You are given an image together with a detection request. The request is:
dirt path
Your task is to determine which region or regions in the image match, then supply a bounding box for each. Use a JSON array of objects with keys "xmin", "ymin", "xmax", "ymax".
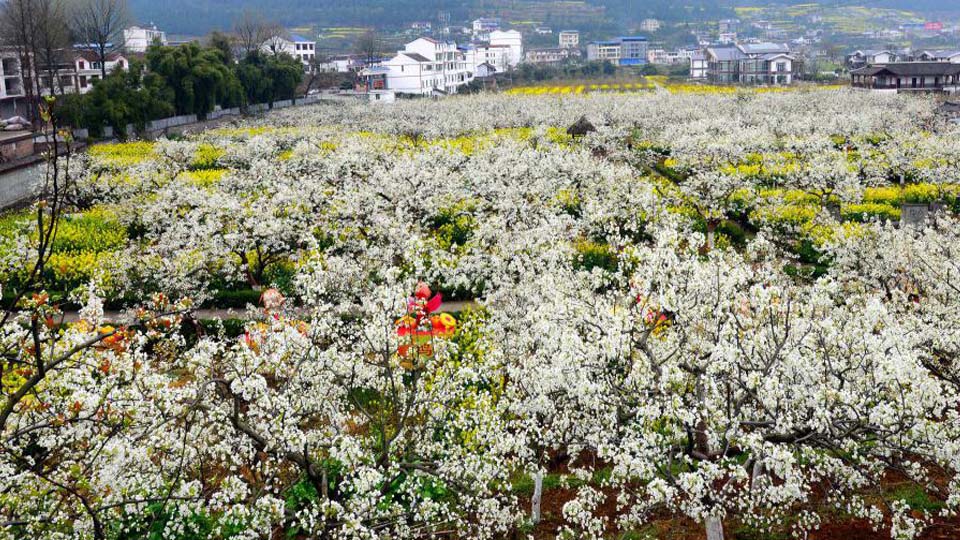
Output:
[{"xmin": 56, "ymin": 300, "xmax": 480, "ymax": 323}]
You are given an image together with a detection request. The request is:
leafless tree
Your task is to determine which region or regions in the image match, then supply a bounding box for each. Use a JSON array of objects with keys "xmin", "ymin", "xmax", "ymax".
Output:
[
  {"xmin": 233, "ymin": 9, "xmax": 283, "ymax": 59},
  {"xmin": 354, "ymin": 29, "xmax": 384, "ymax": 65},
  {"xmin": 69, "ymin": 0, "xmax": 128, "ymax": 78}
]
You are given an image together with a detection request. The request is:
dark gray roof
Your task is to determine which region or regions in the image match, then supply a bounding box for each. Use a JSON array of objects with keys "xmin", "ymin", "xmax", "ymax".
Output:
[
  {"xmin": 707, "ymin": 46, "xmax": 746, "ymax": 61},
  {"xmin": 401, "ymin": 52, "xmax": 432, "ymax": 63},
  {"xmin": 852, "ymin": 62, "xmax": 960, "ymax": 77}
]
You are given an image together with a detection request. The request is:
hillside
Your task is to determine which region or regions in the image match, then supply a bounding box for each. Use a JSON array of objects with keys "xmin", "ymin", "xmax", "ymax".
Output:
[{"xmin": 129, "ymin": 0, "xmax": 953, "ymax": 40}]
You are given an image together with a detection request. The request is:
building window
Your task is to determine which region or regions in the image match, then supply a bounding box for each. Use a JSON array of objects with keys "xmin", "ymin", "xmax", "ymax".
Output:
[{"xmin": 776, "ymin": 62, "xmax": 787, "ymax": 72}]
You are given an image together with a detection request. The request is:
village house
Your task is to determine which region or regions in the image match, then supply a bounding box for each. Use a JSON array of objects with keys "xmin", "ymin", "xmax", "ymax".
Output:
[
  {"xmin": 586, "ymin": 36, "xmax": 648, "ymax": 66},
  {"xmin": 846, "ymin": 50, "xmax": 898, "ymax": 70},
  {"xmin": 701, "ymin": 42, "xmax": 795, "ymax": 85},
  {"xmin": 690, "ymin": 51, "xmax": 708, "ymax": 79},
  {"xmin": 471, "ymin": 18, "xmax": 501, "ymax": 41},
  {"xmin": 0, "ymin": 50, "xmax": 26, "ymax": 119},
  {"xmin": 359, "ymin": 37, "xmax": 472, "ymax": 96},
  {"xmin": 915, "ymin": 50, "xmax": 960, "ymax": 63},
  {"xmin": 525, "ymin": 47, "xmax": 580, "ymax": 64},
  {"xmin": 489, "ymin": 30, "xmax": 523, "ymax": 68},
  {"xmin": 261, "ymin": 34, "xmax": 317, "ymax": 71},
  {"xmin": 850, "ymin": 62, "xmax": 960, "ymax": 94},
  {"xmin": 558, "ymin": 30, "xmax": 580, "ymax": 49},
  {"xmin": 123, "ymin": 24, "xmax": 168, "ymax": 54},
  {"xmin": 66, "ymin": 51, "xmax": 128, "ymax": 94},
  {"xmin": 648, "ymin": 48, "xmax": 695, "ymax": 65},
  {"xmin": 463, "ymin": 43, "xmax": 511, "ymax": 74}
]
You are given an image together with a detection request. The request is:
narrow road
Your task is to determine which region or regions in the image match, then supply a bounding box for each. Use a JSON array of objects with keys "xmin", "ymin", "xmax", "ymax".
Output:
[{"xmin": 55, "ymin": 300, "xmax": 481, "ymax": 324}]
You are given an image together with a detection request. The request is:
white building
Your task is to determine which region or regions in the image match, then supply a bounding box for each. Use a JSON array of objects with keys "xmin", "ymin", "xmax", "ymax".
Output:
[
  {"xmin": 702, "ymin": 42, "xmax": 795, "ymax": 84},
  {"xmin": 639, "ymin": 19, "xmax": 661, "ymax": 32},
  {"xmin": 68, "ymin": 51, "xmax": 128, "ymax": 93},
  {"xmin": 846, "ymin": 49, "xmax": 897, "ymax": 69},
  {"xmin": 586, "ymin": 36, "xmax": 648, "ymax": 65},
  {"xmin": 525, "ymin": 47, "xmax": 580, "ymax": 64},
  {"xmin": 718, "ymin": 32, "xmax": 738, "ymax": 44},
  {"xmin": 472, "ymin": 18, "xmax": 501, "ymax": 40},
  {"xmin": 123, "ymin": 25, "xmax": 167, "ymax": 53},
  {"xmin": 0, "ymin": 50, "xmax": 26, "ymax": 118},
  {"xmin": 587, "ymin": 41, "xmax": 621, "ymax": 62},
  {"xmin": 261, "ymin": 33, "xmax": 316, "ymax": 70},
  {"xmin": 359, "ymin": 37, "xmax": 472, "ymax": 96},
  {"xmin": 489, "ymin": 30, "xmax": 523, "ymax": 67},
  {"xmin": 559, "ymin": 30, "xmax": 579, "ymax": 49},
  {"xmin": 464, "ymin": 43, "xmax": 511, "ymax": 74},
  {"xmin": 648, "ymin": 48, "xmax": 695, "ymax": 65},
  {"xmin": 689, "ymin": 51, "xmax": 708, "ymax": 79}
]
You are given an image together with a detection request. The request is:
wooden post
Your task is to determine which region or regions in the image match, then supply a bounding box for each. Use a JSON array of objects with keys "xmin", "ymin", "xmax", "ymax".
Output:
[{"xmin": 531, "ymin": 471, "xmax": 543, "ymax": 524}]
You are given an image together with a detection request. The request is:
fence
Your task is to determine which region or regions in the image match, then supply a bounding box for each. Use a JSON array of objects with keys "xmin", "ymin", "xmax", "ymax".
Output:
[{"xmin": 73, "ymin": 95, "xmax": 326, "ymax": 141}]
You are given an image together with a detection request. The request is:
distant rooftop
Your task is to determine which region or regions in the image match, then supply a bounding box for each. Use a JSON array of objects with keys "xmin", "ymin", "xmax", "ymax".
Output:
[{"xmin": 738, "ymin": 42, "xmax": 790, "ymax": 54}]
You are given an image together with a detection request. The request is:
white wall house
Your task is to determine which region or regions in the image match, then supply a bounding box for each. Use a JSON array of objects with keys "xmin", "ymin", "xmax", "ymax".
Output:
[
  {"xmin": 489, "ymin": 30, "xmax": 523, "ymax": 67},
  {"xmin": 472, "ymin": 18, "xmax": 501, "ymax": 40},
  {"xmin": 690, "ymin": 51, "xmax": 708, "ymax": 79},
  {"xmin": 69, "ymin": 51, "xmax": 128, "ymax": 94},
  {"xmin": 702, "ymin": 42, "xmax": 795, "ymax": 84},
  {"xmin": 648, "ymin": 48, "xmax": 695, "ymax": 65},
  {"xmin": 559, "ymin": 30, "xmax": 579, "ymax": 49},
  {"xmin": 123, "ymin": 25, "xmax": 167, "ymax": 53},
  {"xmin": 261, "ymin": 34, "xmax": 317, "ymax": 71},
  {"xmin": 846, "ymin": 49, "xmax": 896, "ymax": 69},
  {"xmin": 359, "ymin": 37, "xmax": 472, "ymax": 96},
  {"xmin": 464, "ymin": 43, "xmax": 510, "ymax": 74},
  {"xmin": 587, "ymin": 41, "xmax": 621, "ymax": 62}
]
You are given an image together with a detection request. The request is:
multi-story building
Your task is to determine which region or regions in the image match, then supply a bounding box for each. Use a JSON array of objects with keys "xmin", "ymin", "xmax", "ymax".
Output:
[
  {"xmin": 702, "ymin": 42, "xmax": 795, "ymax": 84},
  {"xmin": 648, "ymin": 48, "xmax": 695, "ymax": 65},
  {"xmin": 359, "ymin": 37, "xmax": 471, "ymax": 96},
  {"xmin": 463, "ymin": 43, "xmax": 511, "ymax": 74},
  {"xmin": 587, "ymin": 36, "xmax": 648, "ymax": 66},
  {"xmin": 525, "ymin": 47, "xmax": 581, "ymax": 64},
  {"xmin": 587, "ymin": 40, "xmax": 621, "ymax": 62},
  {"xmin": 261, "ymin": 34, "xmax": 317, "ymax": 71},
  {"xmin": 123, "ymin": 25, "xmax": 167, "ymax": 53},
  {"xmin": 690, "ymin": 51, "xmax": 708, "ymax": 79},
  {"xmin": 489, "ymin": 30, "xmax": 523, "ymax": 67},
  {"xmin": 559, "ymin": 30, "xmax": 580, "ymax": 49},
  {"xmin": 0, "ymin": 50, "xmax": 26, "ymax": 118},
  {"xmin": 619, "ymin": 37, "xmax": 649, "ymax": 65}
]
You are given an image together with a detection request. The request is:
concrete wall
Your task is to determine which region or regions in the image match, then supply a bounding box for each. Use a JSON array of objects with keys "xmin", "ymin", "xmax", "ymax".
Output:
[
  {"xmin": 0, "ymin": 134, "xmax": 34, "ymax": 161},
  {"xmin": 0, "ymin": 161, "xmax": 42, "ymax": 210},
  {"xmin": 66, "ymin": 95, "xmax": 327, "ymax": 142}
]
